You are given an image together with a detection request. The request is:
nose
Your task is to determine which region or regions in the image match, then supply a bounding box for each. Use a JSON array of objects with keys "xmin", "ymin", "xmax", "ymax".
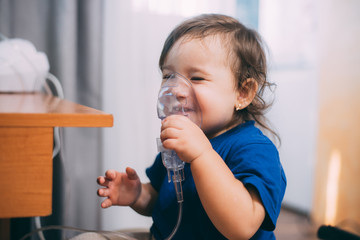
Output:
[
  {"xmin": 174, "ymin": 88, "xmax": 187, "ymax": 104},
  {"xmin": 157, "ymin": 72, "xmax": 202, "ymax": 126},
  {"xmin": 162, "ymin": 75, "xmax": 189, "ymax": 103}
]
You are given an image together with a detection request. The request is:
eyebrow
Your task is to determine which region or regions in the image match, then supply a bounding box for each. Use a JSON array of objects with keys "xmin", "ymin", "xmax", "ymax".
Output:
[
  {"xmin": 188, "ymin": 66, "xmax": 210, "ymax": 76},
  {"xmin": 161, "ymin": 65, "xmax": 173, "ymax": 72},
  {"xmin": 161, "ymin": 65, "xmax": 210, "ymax": 77}
]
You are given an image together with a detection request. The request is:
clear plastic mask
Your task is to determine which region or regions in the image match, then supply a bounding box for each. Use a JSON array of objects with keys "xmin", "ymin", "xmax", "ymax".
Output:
[
  {"xmin": 156, "ymin": 72, "xmax": 202, "ymax": 185},
  {"xmin": 157, "ymin": 72, "xmax": 202, "ymax": 127}
]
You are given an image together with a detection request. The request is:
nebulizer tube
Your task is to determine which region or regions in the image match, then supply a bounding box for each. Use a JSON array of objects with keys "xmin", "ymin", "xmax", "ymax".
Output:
[{"xmin": 157, "ymin": 73, "xmax": 202, "ymax": 240}]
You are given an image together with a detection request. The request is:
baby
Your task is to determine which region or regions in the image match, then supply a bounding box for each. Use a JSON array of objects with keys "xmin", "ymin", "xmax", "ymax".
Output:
[{"xmin": 98, "ymin": 14, "xmax": 286, "ymax": 240}]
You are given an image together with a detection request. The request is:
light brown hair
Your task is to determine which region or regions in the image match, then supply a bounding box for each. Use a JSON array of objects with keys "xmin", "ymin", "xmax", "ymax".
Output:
[{"xmin": 159, "ymin": 14, "xmax": 279, "ymax": 142}]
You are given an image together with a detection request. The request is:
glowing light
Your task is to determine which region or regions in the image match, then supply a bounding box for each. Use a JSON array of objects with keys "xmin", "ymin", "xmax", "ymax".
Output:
[{"xmin": 324, "ymin": 149, "xmax": 341, "ymax": 225}]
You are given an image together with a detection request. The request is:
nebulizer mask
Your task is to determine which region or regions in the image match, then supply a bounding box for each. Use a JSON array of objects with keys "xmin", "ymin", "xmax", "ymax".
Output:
[{"xmin": 156, "ymin": 72, "xmax": 202, "ymax": 239}]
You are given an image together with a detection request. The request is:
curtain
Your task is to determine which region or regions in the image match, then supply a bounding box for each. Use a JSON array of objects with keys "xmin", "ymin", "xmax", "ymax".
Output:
[{"xmin": 0, "ymin": 0, "xmax": 104, "ymax": 238}]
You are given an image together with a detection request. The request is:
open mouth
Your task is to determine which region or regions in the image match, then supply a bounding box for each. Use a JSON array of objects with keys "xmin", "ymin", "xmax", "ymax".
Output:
[
  {"xmin": 183, "ymin": 107, "xmax": 195, "ymax": 113},
  {"xmin": 172, "ymin": 105, "xmax": 194, "ymax": 113}
]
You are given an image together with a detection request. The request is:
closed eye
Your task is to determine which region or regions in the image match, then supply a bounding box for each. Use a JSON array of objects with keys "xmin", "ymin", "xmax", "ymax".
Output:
[
  {"xmin": 190, "ymin": 77, "xmax": 205, "ymax": 81},
  {"xmin": 162, "ymin": 74, "xmax": 175, "ymax": 83},
  {"xmin": 162, "ymin": 74, "xmax": 172, "ymax": 80}
]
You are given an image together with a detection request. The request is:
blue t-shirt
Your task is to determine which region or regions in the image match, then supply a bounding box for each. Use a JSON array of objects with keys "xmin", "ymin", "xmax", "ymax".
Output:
[{"xmin": 146, "ymin": 121, "xmax": 286, "ymax": 240}]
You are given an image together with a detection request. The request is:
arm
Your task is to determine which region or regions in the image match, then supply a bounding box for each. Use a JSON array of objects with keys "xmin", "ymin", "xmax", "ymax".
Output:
[
  {"xmin": 190, "ymin": 149, "xmax": 265, "ymax": 239},
  {"xmin": 161, "ymin": 115, "xmax": 265, "ymax": 239},
  {"xmin": 131, "ymin": 182, "xmax": 158, "ymax": 216},
  {"xmin": 97, "ymin": 167, "xmax": 158, "ymax": 216}
]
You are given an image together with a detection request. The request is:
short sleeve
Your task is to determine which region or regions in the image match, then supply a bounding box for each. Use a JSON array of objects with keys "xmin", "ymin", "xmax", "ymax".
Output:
[
  {"xmin": 146, "ymin": 153, "xmax": 167, "ymax": 192},
  {"xmin": 228, "ymin": 142, "xmax": 286, "ymax": 231}
]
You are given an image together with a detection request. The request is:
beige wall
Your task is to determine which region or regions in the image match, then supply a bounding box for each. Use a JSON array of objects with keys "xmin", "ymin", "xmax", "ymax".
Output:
[{"xmin": 313, "ymin": 0, "xmax": 360, "ymax": 234}]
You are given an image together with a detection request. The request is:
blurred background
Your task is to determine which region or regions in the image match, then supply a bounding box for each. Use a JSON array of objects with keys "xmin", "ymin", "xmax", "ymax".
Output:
[{"xmin": 0, "ymin": 0, "xmax": 359, "ymax": 239}]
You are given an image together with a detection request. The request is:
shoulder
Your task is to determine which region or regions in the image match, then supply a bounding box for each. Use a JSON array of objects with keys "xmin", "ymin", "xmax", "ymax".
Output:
[
  {"xmin": 211, "ymin": 121, "xmax": 278, "ymax": 158},
  {"xmin": 210, "ymin": 121, "xmax": 282, "ymax": 180}
]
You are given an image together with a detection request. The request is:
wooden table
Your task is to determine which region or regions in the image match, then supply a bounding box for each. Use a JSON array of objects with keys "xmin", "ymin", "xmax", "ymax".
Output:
[{"xmin": 0, "ymin": 93, "xmax": 113, "ymax": 218}]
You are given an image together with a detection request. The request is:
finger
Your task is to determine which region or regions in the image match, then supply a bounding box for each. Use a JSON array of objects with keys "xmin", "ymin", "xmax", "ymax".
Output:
[
  {"xmin": 97, "ymin": 188, "xmax": 109, "ymax": 197},
  {"xmin": 126, "ymin": 167, "xmax": 138, "ymax": 180},
  {"xmin": 105, "ymin": 169, "xmax": 117, "ymax": 180},
  {"xmin": 161, "ymin": 116, "xmax": 184, "ymax": 131},
  {"xmin": 160, "ymin": 127, "xmax": 180, "ymax": 141},
  {"xmin": 161, "ymin": 138, "xmax": 178, "ymax": 150},
  {"xmin": 97, "ymin": 176, "xmax": 109, "ymax": 186},
  {"xmin": 164, "ymin": 114, "xmax": 187, "ymax": 122},
  {"xmin": 101, "ymin": 198, "xmax": 113, "ymax": 208}
]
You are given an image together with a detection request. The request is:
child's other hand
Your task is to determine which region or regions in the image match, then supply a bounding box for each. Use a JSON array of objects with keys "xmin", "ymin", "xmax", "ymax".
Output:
[
  {"xmin": 97, "ymin": 167, "xmax": 141, "ymax": 208},
  {"xmin": 160, "ymin": 115, "xmax": 212, "ymax": 163}
]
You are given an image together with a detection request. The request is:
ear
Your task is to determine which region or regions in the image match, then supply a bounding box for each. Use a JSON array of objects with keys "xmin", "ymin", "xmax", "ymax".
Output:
[{"xmin": 235, "ymin": 78, "xmax": 258, "ymax": 111}]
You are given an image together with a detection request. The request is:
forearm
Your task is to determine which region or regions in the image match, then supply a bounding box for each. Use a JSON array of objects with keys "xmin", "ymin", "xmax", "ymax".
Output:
[
  {"xmin": 190, "ymin": 149, "xmax": 265, "ymax": 240},
  {"xmin": 131, "ymin": 183, "xmax": 158, "ymax": 216}
]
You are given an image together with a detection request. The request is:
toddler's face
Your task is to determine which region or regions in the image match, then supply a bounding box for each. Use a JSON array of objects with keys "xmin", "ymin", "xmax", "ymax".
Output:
[{"xmin": 161, "ymin": 35, "xmax": 239, "ymax": 138}]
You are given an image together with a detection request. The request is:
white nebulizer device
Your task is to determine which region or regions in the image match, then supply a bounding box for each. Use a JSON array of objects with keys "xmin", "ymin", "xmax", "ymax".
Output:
[
  {"xmin": 156, "ymin": 72, "xmax": 202, "ymax": 240},
  {"xmin": 0, "ymin": 34, "xmax": 50, "ymax": 92}
]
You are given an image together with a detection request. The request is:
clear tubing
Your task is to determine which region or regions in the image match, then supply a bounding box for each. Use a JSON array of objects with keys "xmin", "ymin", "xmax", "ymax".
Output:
[
  {"xmin": 172, "ymin": 169, "xmax": 184, "ymax": 202},
  {"xmin": 157, "ymin": 139, "xmax": 184, "ymax": 239},
  {"xmin": 34, "ymin": 217, "xmax": 45, "ymax": 240},
  {"xmin": 165, "ymin": 201, "xmax": 183, "ymax": 240}
]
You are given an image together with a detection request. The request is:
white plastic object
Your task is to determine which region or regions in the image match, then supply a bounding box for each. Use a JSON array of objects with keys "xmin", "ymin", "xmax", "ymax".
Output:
[
  {"xmin": 156, "ymin": 72, "xmax": 202, "ymax": 201},
  {"xmin": 0, "ymin": 37, "xmax": 49, "ymax": 92},
  {"xmin": 157, "ymin": 72, "xmax": 202, "ymax": 178},
  {"xmin": 156, "ymin": 72, "xmax": 203, "ymax": 239}
]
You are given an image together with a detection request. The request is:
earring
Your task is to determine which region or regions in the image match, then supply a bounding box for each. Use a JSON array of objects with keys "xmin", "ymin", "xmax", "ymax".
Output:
[{"xmin": 235, "ymin": 103, "xmax": 242, "ymax": 111}]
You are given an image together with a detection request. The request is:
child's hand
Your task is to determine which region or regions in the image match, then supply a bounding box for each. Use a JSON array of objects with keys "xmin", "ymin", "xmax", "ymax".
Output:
[
  {"xmin": 97, "ymin": 167, "xmax": 141, "ymax": 208},
  {"xmin": 160, "ymin": 115, "xmax": 212, "ymax": 163}
]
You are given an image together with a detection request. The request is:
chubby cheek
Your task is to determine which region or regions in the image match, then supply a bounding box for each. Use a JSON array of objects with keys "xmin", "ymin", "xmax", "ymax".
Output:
[{"xmin": 197, "ymin": 95, "xmax": 235, "ymax": 135}]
